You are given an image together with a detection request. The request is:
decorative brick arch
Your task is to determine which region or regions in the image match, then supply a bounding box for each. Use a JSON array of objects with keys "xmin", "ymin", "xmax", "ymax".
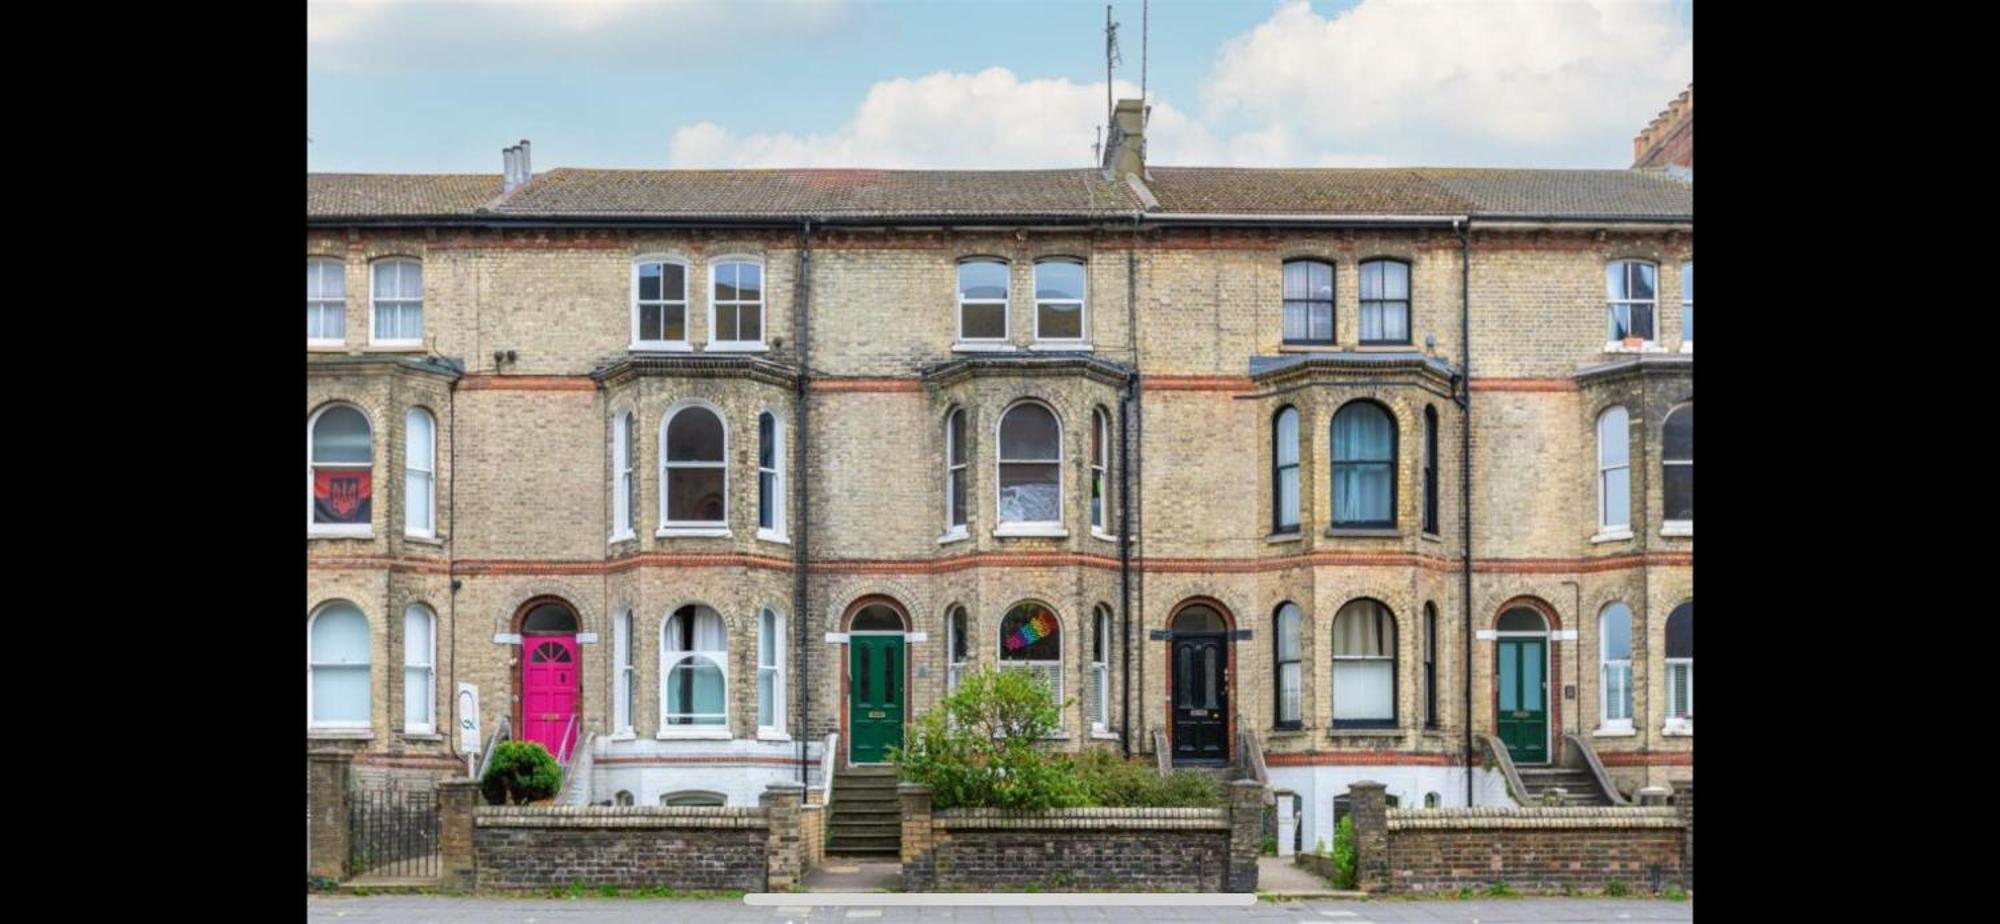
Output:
[
  {"xmin": 1489, "ymin": 594, "xmax": 1564, "ymax": 759},
  {"xmin": 507, "ymin": 593, "xmax": 587, "ymax": 751},
  {"xmin": 1163, "ymin": 595, "xmax": 1239, "ymax": 767},
  {"xmin": 834, "ymin": 592, "xmax": 915, "ymax": 769},
  {"xmin": 1492, "ymin": 594, "xmax": 1562, "ymax": 631},
  {"xmin": 821, "ymin": 577, "xmax": 925, "ymax": 631}
]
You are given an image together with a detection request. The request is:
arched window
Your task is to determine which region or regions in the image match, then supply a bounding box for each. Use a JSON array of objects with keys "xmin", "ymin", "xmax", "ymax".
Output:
[
  {"xmin": 944, "ymin": 408, "xmax": 968, "ymax": 534},
  {"xmin": 1424, "ymin": 792, "xmax": 1441, "ymax": 809},
  {"xmin": 1606, "ymin": 260, "xmax": 1657, "ymax": 344},
  {"xmin": 307, "ymin": 257, "xmax": 346, "ymax": 345},
  {"xmin": 758, "ymin": 606, "xmax": 785, "ymax": 736},
  {"xmin": 1033, "ymin": 258, "xmax": 1086, "ymax": 342},
  {"xmin": 1332, "ymin": 402, "xmax": 1396, "ymax": 529},
  {"xmin": 309, "ymin": 405, "xmax": 373, "ymax": 535},
  {"xmin": 309, "ymin": 602, "xmax": 370, "ymax": 729},
  {"xmin": 1597, "ymin": 407, "xmax": 1631, "ymax": 535},
  {"xmin": 999, "ymin": 602, "xmax": 1063, "ymax": 715},
  {"xmin": 662, "ymin": 604, "xmax": 728, "ymax": 731},
  {"xmin": 710, "ymin": 258, "xmax": 765, "ymax": 348},
  {"xmin": 1665, "ymin": 603, "xmax": 1693, "ymax": 730},
  {"xmin": 403, "ymin": 603, "xmax": 435, "ymax": 734},
  {"xmin": 1274, "ymin": 602, "xmax": 1303, "ymax": 728},
  {"xmin": 662, "ymin": 405, "xmax": 727, "ymax": 529},
  {"xmin": 614, "ymin": 790, "xmax": 635, "ymax": 807},
  {"xmin": 1273, "ymin": 407, "xmax": 1301, "ymax": 534},
  {"xmin": 1282, "ymin": 259, "xmax": 1334, "ymax": 344},
  {"xmin": 957, "ymin": 259, "xmax": 1009, "ymax": 342},
  {"xmin": 370, "ymin": 257, "xmax": 423, "ymax": 346},
  {"xmin": 758, "ymin": 411, "xmax": 785, "ymax": 540},
  {"xmin": 404, "ymin": 408, "xmax": 435, "ymax": 539},
  {"xmin": 612, "ymin": 412, "xmax": 635, "ymax": 540},
  {"xmin": 632, "ymin": 257, "xmax": 689, "ymax": 347},
  {"xmin": 1663, "ymin": 405, "xmax": 1693, "ymax": 527},
  {"xmin": 1359, "ymin": 259, "xmax": 1411, "ymax": 345},
  {"xmin": 1090, "ymin": 604, "xmax": 1112, "ymax": 733},
  {"xmin": 613, "ymin": 609, "xmax": 635, "ymax": 734},
  {"xmin": 946, "ymin": 605, "xmax": 970, "ymax": 694},
  {"xmin": 1680, "ymin": 261, "xmax": 1693, "ymax": 347},
  {"xmin": 1600, "ymin": 603, "xmax": 1633, "ymax": 730},
  {"xmin": 1421, "ymin": 406, "xmax": 1439, "ymax": 535},
  {"xmin": 662, "ymin": 791, "xmax": 727, "ymax": 807},
  {"xmin": 1090, "ymin": 408, "xmax": 1111, "ymax": 534},
  {"xmin": 1423, "ymin": 602, "xmax": 1439, "ymax": 729},
  {"xmin": 996, "ymin": 402, "xmax": 1061, "ymax": 530},
  {"xmin": 1332, "ymin": 599, "xmax": 1396, "ymax": 727}
]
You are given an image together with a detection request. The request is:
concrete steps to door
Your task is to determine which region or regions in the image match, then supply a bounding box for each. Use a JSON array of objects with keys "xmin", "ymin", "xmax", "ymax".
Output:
[
  {"xmin": 1515, "ymin": 767, "xmax": 1614, "ymax": 806},
  {"xmin": 825, "ymin": 766, "xmax": 902, "ymax": 857}
]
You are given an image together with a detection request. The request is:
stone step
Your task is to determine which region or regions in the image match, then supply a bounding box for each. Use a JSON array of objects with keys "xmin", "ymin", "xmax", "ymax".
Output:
[{"xmin": 825, "ymin": 836, "xmax": 901, "ymax": 852}]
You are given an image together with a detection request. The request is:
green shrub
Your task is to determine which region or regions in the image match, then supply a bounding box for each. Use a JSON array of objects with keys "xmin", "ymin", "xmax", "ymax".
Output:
[
  {"xmin": 1330, "ymin": 815, "xmax": 1357, "ymax": 889},
  {"xmin": 481, "ymin": 740, "xmax": 562, "ymax": 805},
  {"xmin": 891, "ymin": 667, "xmax": 1084, "ymax": 810},
  {"xmin": 1603, "ymin": 879, "xmax": 1629, "ymax": 897},
  {"xmin": 1068, "ymin": 750, "xmax": 1222, "ymax": 808},
  {"xmin": 1312, "ymin": 837, "xmax": 1328, "ymax": 858}
]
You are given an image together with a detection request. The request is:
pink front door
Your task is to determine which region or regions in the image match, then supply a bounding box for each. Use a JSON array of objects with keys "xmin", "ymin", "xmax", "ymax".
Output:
[{"xmin": 522, "ymin": 636, "xmax": 579, "ymax": 762}]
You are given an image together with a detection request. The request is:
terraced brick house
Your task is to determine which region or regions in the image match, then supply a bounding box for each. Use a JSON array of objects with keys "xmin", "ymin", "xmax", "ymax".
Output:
[{"xmin": 306, "ymin": 100, "xmax": 1691, "ymax": 855}]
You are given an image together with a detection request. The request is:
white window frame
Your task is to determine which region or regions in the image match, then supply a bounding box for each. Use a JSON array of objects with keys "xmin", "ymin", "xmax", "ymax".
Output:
[
  {"xmin": 956, "ymin": 257, "xmax": 1012, "ymax": 346},
  {"xmin": 1664, "ymin": 659, "xmax": 1694, "ymax": 733},
  {"xmin": 308, "ymin": 601, "xmax": 371, "ymax": 732},
  {"xmin": 1597, "ymin": 603, "xmax": 1633, "ymax": 734},
  {"xmin": 404, "ymin": 408, "xmax": 436, "ymax": 539},
  {"xmin": 1031, "ymin": 257, "xmax": 1088, "ymax": 346},
  {"xmin": 942, "ymin": 408, "xmax": 969, "ymax": 541},
  {"xmin": 757, "ymin": 606, "xmax": 787, "ymax": 740},
  {"xmin": 1594, "ymin": 406, "xmax": 1633, "ymax": 541},
  {"xmin": 1274, "ymin": 406, "xmax": 1301, "ymax": 534},
  {"xmin": 660, "ymin": 605, "xmax": 731, "ymax": 738},
  {"xmin": 1089, "ymin": 408, "xmax": 1111, "ymax": 537},
  {"xmin": 994, "ymin": 400, "xmax": 1065, "ymax": 537},
  {"xmin": 1090, "ymin": 605, "xmax": 1111, "ymax": 735},
  {"xmin": 1679, "ymin": 260, "xmax": 1693, "ymax": 353},
  {"xmin": 613, "ymin": 609, "xmax": 635, "ymax": 736},
  {"xmin": 1662, "ymin": 404, "xmax": 1693, "ymax": 534},
  {"xmin": 631, "ymin": 256, "xmax": 692, "ymax": 351},
  {"xmin": 659, "ymin": 401, "xmax": 730, "ymax": 537},
  {"xmin": 1276, "ymin": 602, "xmax": 1303, "ymax": 727},
  {"xmin": 1331, "ymin": 599, "xmax": 1397, "ymax": 727},
  {"xmin": 707, "ymin": 256, "xmax": 767, "ymax": 351},
  {"xmin": 307, "ymin": 257, "xmax": 347, "ymax": 347},
  {"xmin": 369, "ymin": 257, "xmax": 424, "ymax": 348},
  {"xmin": 998, "ymin": 603, "xmax": 1064, "ymax": 734},
  {"xmin": 403, "ymin": 603, "xmax": 435, "ymax": 735},
  {"xmin": 308, "ymin": 403, "xmax": 374, "ymax": 538},
  {"xmin": 611, "ymin": 411, "xmax": 635, "ymax": 542},
  {"xmin": 757, "ymin": 411, "xmax": 787, "ymax": 543},
  {"xmin": 1605, "ymin": 259, "xmax": 1658, "ymax": 350}
]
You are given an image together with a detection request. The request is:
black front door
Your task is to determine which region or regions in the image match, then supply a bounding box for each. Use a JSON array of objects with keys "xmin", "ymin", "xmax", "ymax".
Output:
[{"xmin": 1171, "ymin": 633, "xmax": 1228, "ymax": 765}]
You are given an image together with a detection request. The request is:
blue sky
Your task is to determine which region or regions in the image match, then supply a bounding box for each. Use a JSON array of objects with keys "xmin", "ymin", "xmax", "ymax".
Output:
[{"xmin": 308, "ymin": 1, "xmax": 1693, "ymax": 173}]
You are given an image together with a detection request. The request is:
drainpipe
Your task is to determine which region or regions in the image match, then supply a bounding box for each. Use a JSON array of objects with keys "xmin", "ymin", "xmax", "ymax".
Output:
[
  {"xmin": 794, "ymin": 220, "xmax": 814, "ymax": 785},
  {"xmin": 448, "ymin": 374, "xmax": 461, "ymax": 774},
  {"xmin": 1120, "ymin": 211, "xmax": 1141, "ymax": 758},
  {"xmin": 1455, "ymin": 219, "xmax": 1473, "ymax": 807}
]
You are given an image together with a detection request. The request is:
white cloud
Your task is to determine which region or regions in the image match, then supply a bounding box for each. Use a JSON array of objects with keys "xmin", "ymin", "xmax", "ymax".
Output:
[{"xmin": 1200, "ymin": 0, "xmax": 1692, "ymax": 166}]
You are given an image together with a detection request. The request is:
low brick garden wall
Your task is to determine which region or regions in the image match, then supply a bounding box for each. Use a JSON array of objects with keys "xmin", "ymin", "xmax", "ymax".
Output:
[
  {"xmin": 899, "ymin": 780, "xmax": 1264, "ymax": 893},
  {"xmin": 473, "ymin": 806, "xmax": 770, "ymax": 891},
  {"xmin": 1347, "ymin": 780, "xmax": 1694, "ymax": 895}
]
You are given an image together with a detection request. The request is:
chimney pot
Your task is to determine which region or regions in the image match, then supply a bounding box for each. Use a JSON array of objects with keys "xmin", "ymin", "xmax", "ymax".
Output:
[{"xmin": 518, "ymin": 140, "xmax": 531, "ymax": 184}]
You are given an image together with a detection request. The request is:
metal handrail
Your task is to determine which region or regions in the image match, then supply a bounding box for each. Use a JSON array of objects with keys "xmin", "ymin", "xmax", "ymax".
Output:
[
  {"xmin": 1479, "ymin": 734, "xmax": 1530, "ymax": 806},
  {"xmin": 475, "ymin": 715, "xmax": 512, "ymax": 780},
  {"xmin": 1561, "ymin": 732, "xmax": 1633, "ymax": 806},
  {"xmin": 556, "ymin": 714, "xmax": 579, "ymax": 766}
]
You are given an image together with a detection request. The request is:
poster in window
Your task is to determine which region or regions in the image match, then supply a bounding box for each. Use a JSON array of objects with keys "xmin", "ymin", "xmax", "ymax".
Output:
[{"xmin": 314, "ymin": 467, "xmax": 372, "ymax": 524}]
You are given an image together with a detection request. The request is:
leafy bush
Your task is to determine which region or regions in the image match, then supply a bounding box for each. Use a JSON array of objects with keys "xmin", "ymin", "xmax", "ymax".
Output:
[
  {"xmin": 481, "ymin": 740, "xmax": 562, "ymax": 805},
  {"xmin": 1330, "ymin": 814, "xmax": 1357, "ymax": 888},
  {"xmin": 1069, "ymin": 750, "xmax": 1222, "ymax": 808}
]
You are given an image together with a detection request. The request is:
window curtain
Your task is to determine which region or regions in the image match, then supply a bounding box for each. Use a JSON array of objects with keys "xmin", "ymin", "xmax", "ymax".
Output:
[{"xmin": 1334, "ymin": 405, "xmax": 1394, "ymax": 524}]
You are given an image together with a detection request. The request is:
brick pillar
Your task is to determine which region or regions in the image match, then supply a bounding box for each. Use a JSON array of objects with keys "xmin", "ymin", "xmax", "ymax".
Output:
[
  {"xmin": 1226, "ymin": 779, "xmax": 1264, "ymax": 893},
  {"xmin": 898, "ymin": 783, "xmax": 934, "ymax": 892},
  {"xmin": 1349, "ymin": 781, "xmax": 1389, "ymax": 894},
  {"xmin": 1672, "ymin": 780, "xmax": 1693, "ymax": 891},
  {"xmin": 437, "ymin": 779, "xmax": 479, "ymax": 891},
  {"xmin": 1274, "ymin": 788, "xmax": 1297, "ymax": 858},
  {"xmin": 762, "ymin": 781, "xmax": 807, "ymax": 890},
  {"xmin": 307, "ymin": 751, "xmax": 352, "ymax": 882}
]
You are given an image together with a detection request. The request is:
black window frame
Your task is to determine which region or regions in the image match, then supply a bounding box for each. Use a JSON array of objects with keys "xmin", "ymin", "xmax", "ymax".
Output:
[
  {"xmin": 1662, "ymin": 403, "xmax": 1692, "ymax": 522},
  {"xmin": 1357, "ymin": 258, "xmax": 1412, "ymax": 346},
  {"xmin": 1273, "ymin": 602, "xmax": 1303, "ymax": 730},
  {"xmin": 1423, "ymin": 602, "xmax": 1438, "ymax": 730},
  {"xmin": 1272, "ymin": 405, "xmax": 1301, "ymax": 535},
  {"xmin": 1330, "ymin": 598, "xmax": 1399, "ymax": 730},
  {"xmin": 1422, "ymin": 405, "xmax": 1439, "ymax": 535},
  {"xmin": 1331, "ymin": 400, "xmax": 1398, "ymax": 530},
  {"xmin": 1281, "ymin": 258, "xmax": 1336, "ymax": 345}
]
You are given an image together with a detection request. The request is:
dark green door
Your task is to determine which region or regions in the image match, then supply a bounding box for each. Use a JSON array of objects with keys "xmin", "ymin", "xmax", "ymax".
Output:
[
  {"xmin": 1496, "ymin": 637, "xmax": 1548, "ymax": 764},
  {"xmin": 849, "ymin": 635, "xmax": 905, "ymax": 764}
]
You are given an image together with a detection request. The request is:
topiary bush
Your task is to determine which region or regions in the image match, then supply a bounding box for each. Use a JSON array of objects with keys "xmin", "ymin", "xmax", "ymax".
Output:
[{"xmin": 481, "ymin": 740, "xmax": 563, "ymax": 805}]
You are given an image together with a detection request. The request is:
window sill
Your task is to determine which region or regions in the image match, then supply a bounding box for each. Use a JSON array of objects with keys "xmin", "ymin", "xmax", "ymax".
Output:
[
  {"xmin": 1680, "ymin": 341, "xmax": 1693, "ymax": 354},
  {"xmin": 1089, "ymin": 527, "xmax": 1119, "ymax": 542},
  {"xmin": 1091, "ymin": 730, "xmax": 1119, "ymax": 741},
  {"xmin": 609, "ymin": 531, "xmax": 637, "ymax": 545},
  {"xmin": 937, "ymin": 526, "xmax": 970, "ymax": 545},
  {"xmin": 1590, "ymin": 528, "xmax": 1634, "ymax": 544},
  {"xmin": 756, "ymin": 730, "xmax": 793, "ymax": 743},
  {"xmin": 1662, "ymin": 723, "xmax": 1693, "ymax": 737},
  {"xmin": 404, "ymin": 533, "xmax": 444, "ymax": 546},
  {"xmin": 365, "ymin": 342, "xmax": 425, "ymax": 352},
  {"xmin": 952, "ymin": 341, "xmax": 1017, "ymax": 353},
  {"xmin": 658, "ymin": 526, "xmax": 731, "ymax": 538},
  {"xmin": 1420, "ymin": 531, "xmax": 1442, "ymax": 543},
  {"xmin": 1602, "ymin": 341, "xmax": 1666, "ymax": 354},
  {"xmin": 757, "ymin": 529, "xmax": 792, "ymax": 546},
  {"xmin": 994, "ymin": 523, "xmax": 1068, "ymax": 538},
  {"xmin": 307, "ymin": 728, "xmax": 373, "ymax": 740},
  {"xmin": 1326, "ymin": 527, "xmax": 1400, "ymax": 538},
  {"xmin": 1028, "ymin": 341, "xmax": 1092, "ymax": 352},
  {"xmin": 1355, "ymin": 343, "xmax": 1415, "ymax": 351},
  {"xmin": 309, "ymin": 526, "xmax": 373, "ymax": 540},
  {"xmin": 1278, "ymin": 343, "xmax": 1342, "ymax": 352},
  {"xmin": 607, "ymin": 731, "xmax": 637, "ymax": 742},
  {"xmin": 1661, "ymin": 521, "xmax": 1692, "ymax": 537},
  {"xmin": 402, "ymin": 731, "xmax": 443, "ymax": 742},
  {"xmin": 1266, "ymin": 727, "xmax": 1309, "ymax": 738},
  {"xmin": 656, "ymin": 729, "xmax": 733, "ymax": 741},
  {"xmin": 1266, "ymin": 531, "xmax": 1304, "ymax": 544},
  {"xmin": 704, "ymin": 342, "xmax": 767, "ymax": 353},
  {"xmin": 1327, "ymin": 727, "xmax": 1405, "ymax": 737},
  {"xmin": 308, "ymin": 341, "xmax": 348, "ymax": 352},
  {"xmin": 630, "ymin": 341, "xmax": 694, "ymax": 353},
  {"xmin": 1593, "ymin": 723, "xmax": 1636, "ymax": 738}
]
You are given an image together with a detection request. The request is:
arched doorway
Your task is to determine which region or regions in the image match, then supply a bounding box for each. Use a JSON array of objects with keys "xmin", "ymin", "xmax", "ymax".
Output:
[
  {"xmin": 1168, "ymin": 600, "xmax": 1232, "ymax": 767},
  {"xmin": 515, "ymin": 598, "xmax": 581, "ymax": 763},
  {"xmin": 843, "ymin": 598, "xmax": 909, "ymax": 765},
  {"xmin": 1494, "ymin": 604, "xmax": 1552, "ymax": 764}
]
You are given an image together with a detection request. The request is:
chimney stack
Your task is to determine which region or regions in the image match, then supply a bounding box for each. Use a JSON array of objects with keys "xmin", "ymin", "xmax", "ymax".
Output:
[
  {"xmin": 1632, "ymin": 84, "xmax": 1692, "ymax": 170},
  {"xmin": 501, "ymin": 140, "xmax": 534, "ymax": 192},
  {"xmin": 517, "ymin": 139, "xmax": 531, "ymax": 183},
  {"xmin": 502, "ymin": 144, "xmax": 518, "ymax": 192},
  {"xmin": 1101, "ymin": 98, "xmax": 1149, "ymax": 181}
]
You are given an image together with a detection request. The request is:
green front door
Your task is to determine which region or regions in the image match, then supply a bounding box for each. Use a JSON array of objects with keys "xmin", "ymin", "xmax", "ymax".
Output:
[
  {"xmin": 1496, "ymin": 637, "xmax": 1548, "ymax": 764},
  {"xmin": 849, "ymin": 635, "xmax": 905, "ymax": 764}
]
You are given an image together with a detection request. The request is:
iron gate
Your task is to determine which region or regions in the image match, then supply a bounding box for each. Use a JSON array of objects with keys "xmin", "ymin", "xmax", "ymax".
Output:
[{"xmin": 347, "ymin": 782, "xmax": 440, "ymax": 880}]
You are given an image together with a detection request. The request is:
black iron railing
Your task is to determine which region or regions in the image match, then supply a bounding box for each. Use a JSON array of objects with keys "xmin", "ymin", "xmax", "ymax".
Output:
[{"xmin": 347, "ymin": 782, "xmax": 440, "ymax": 880}]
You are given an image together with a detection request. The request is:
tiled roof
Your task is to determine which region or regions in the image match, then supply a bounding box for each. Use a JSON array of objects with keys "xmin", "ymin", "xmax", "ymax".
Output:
[
  {"xmin": 307, "ymin": 174, "xmax": 503, "ymax": 218},
  {"xmin": 306, "ymin": 166, "xmax": 1689, "ymax": 222}
]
